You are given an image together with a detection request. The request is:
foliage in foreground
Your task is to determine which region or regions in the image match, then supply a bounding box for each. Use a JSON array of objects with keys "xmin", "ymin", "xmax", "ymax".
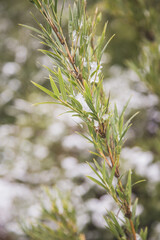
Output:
[
  {"xmin": 23, "ymin": 189, "xmax": 85, "ymax": 240},
  {"xmin": 23, "ymin": 0, "xmax": 147, "ymax": 239}
]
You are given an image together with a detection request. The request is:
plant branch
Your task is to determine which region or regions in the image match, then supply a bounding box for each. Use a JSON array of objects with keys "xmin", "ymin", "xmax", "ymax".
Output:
[{"xmin": 37, "ymin": 0, "xmax": 84, "ymax": 88}]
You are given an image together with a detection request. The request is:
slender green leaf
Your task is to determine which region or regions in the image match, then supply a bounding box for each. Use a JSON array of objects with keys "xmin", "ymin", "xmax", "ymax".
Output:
[
  {"xmin": 120, "ymin": 97, "xmax": 131, "ymax": 120},
  {"xmin": 60, "ymin": 0, "xmax": 65, "ymax": 26},
  {"xmin": 87, "ymin": 162, "xmax": 103, "ymax": 182},
  {"xmin": 93, "ymin": 159, "xmax": 102, "ymax": 174},
  {"xmin": 84, "ymin": 81, "xmax": 92, "ymax": 101},
  {"xmin": 89, "ymin": 151, "xmax": 103, "ymax": 159},
  {"xmin": 101, "ymin": 34, "xmax": 115, "ymax": 55},
  {"xmin": 31, "ymin": 81, "xmax": 58, "ymax": 99},
  {"xmin": 132, "ymin": 198, "xmax": 138, "ymax": 220},
  {"xmin": 87, "ymin": 176, "xmax": 106, "ymax": 189},
  {"xmin": 76, "ymin": 132, "xmax": 93, "ymax": 144},
  {"xmin": 116, "ymin": 188, "xmax": 124, "ymax": 200},
  {"xmin": 125, "ymin": 169, "xmax": 132, "ymax": 204},
  {"xmin": 19, "ymin": 24, "xmax": 42, "ymax": 34},
  {"xmin": 54, "ymin": 0, "xmax": 58, "ymax": 13},
  {"xmin": 140, "ymin": 227, "xmax": 148, "ymax": 240},
  {"xmin": 102, "ymin": 160, "xmax": 107, "ymax": 182},
  {"xmin": 33, "ymin": 101, "xmax": 59, "ymax": 106},
  {"xmin": 49, "ymin": 75, "xmax": 60, "ymax": 97},
  {"xmin": 58, "ymin": 68, "xmax": 67, "ymax": 101},
  {"xmin": 132, "ymin": 179, "xmax": 146, "ymax": 187},
  {"xmin": 109, "ymin": 163, "xmax": 117, "ymax": 185},
  {"xmin": 70, "ymin": 97, "xmax": 83, "ymax": 111}
]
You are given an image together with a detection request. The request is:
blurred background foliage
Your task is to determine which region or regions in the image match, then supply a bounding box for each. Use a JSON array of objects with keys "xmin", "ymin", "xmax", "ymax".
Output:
[{"xmin": 0, "ymin": 0, "xmax": 160, "ymax": 239}]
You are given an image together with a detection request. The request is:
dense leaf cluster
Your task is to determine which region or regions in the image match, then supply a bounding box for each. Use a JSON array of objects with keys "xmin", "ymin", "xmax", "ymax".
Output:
[{"xmin": 24, "ymin": 1, "xmax": 147, "ymax": 239}]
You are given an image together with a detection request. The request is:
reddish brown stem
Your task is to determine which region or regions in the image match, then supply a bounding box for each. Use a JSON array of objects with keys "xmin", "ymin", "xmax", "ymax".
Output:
[
  {"xmin": 100, "ymin": 152, "xmax": 112, "ymax": 169},
  {"xmin": 129, "ymin": 219, "xmax": 137, "ymax": 240}
]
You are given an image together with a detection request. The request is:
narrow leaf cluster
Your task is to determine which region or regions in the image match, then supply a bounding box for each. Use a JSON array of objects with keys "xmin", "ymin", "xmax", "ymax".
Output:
[
  {"xmin": 23, "ymin": 189, "xmax": 85, "ymax": 240},
  {"xmin": 24, "ymin": 1, "xmax": 147, "ymax": 239}
]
